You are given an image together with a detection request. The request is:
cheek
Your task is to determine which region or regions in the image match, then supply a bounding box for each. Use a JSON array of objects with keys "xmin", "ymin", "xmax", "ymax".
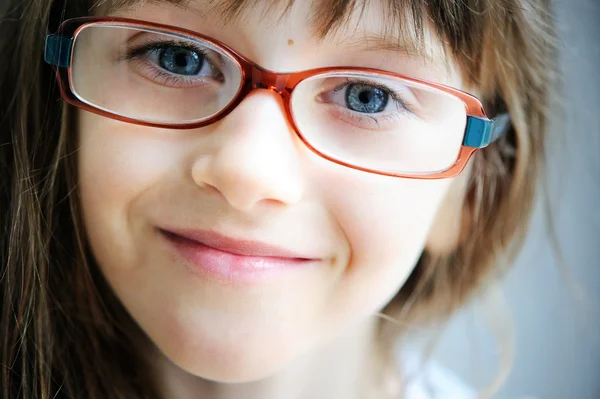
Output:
[
  {"xmin": 77, "ymin": 113, "xmax": 181, "ymax": 266},
  {"xmin": 315, "ymin": 168, "xmax": 452, "ymax": 324}
]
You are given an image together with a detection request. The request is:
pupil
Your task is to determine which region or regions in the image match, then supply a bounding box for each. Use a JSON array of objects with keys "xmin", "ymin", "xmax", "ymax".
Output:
[
  {"xmin": 174, "ymin": 53, "xmax": 188, "ymax": 67},
  {"xmin": 358, "ymin": 91, "xmax": 371, "ymax": 104},
  {"xmin": 346, "ymin": 83, "xmax": 388, "ymax": 113}
]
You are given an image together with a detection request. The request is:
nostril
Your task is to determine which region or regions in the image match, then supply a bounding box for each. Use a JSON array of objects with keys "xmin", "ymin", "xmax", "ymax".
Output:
[{"xmin": 196, "ymin": 180, "xmax": 228, "ymax": 201}]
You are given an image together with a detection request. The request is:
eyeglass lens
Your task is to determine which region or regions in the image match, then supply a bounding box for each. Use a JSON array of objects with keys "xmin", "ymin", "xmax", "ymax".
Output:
[{"xmin": 71, "ymin": 24, "xmax": 468, "ymax": 174}]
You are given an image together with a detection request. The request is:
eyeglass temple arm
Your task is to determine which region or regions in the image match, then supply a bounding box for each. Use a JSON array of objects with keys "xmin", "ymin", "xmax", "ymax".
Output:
[
  {"xmin": 462, "ymin": 113, "xmax": 511, "ymax": 149},
  {"xmin": 44, "ymin": 34, "xmax": 73, "ymax": 68}
]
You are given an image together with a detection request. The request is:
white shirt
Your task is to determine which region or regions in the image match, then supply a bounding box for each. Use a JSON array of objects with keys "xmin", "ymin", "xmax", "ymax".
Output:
[{"xmin": 403, "ymin": 352, "xmax": 477, "ymax": 399}]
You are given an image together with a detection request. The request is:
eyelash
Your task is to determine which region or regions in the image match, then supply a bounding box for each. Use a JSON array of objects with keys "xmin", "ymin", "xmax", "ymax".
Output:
[
  {"xmin": 333, "ymin": 78, "xmax": 414, "ymax": 111},
  {"xmin": 119, "ymin": 39, "xmax": 223, "ymax": 86},
  {"xmin": 329, "ymin": 78, "xmax": 416, "ymax": 127}
]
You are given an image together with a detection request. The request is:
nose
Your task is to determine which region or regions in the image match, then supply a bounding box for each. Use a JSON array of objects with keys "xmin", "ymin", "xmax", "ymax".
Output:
[{"xmin": 191, "ymin": 89, "xmax": 305, "ymax": 211}]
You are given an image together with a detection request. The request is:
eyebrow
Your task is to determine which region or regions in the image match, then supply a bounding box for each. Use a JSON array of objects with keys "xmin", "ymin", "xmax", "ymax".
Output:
[
  {"xmin": 100, "ymin": 0, "xmax": 192, "ymax": 15},
  {"xmin": 336, "ymin": 34, "xmax": 436, "ymax": 62},
  {"xmin": 101, "ymin": 0, "xmax": 437, "ymax": 62}
]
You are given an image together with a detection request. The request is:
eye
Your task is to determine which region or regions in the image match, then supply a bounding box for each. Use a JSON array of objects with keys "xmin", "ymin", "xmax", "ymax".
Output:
[
  {"xmin": 158, "ymin": 46, "xmax": 204, "ymax": 76},
  {"xmin": 121, "ymin": 39, "xmax": 227, "ymax": 88},
  {"xmin": 344, "ymin": 83, "xmax": 389, "ymax": 113}
]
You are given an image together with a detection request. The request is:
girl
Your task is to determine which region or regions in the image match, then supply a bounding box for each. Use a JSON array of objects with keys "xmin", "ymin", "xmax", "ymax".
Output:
[{"xmin": 0, "ymin": 0, "xmax": 557, "ymax": 398}]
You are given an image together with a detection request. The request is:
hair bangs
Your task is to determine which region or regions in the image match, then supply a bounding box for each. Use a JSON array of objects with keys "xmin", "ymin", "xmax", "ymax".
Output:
[{"xmin": 94, "ymin": 0, "xmax": 442, "ymax": 59}]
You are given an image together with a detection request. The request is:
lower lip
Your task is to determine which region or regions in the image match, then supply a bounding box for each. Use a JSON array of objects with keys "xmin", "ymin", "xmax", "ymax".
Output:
[{"xmin": 161, "ymin": 231, "xmax": 316, "ymax": 284}]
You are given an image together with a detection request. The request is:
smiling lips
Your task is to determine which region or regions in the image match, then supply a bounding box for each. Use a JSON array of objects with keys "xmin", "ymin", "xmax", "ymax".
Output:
[{"xmin": 160, "ymin": 228, "xmax": 319, "ymax": 284}]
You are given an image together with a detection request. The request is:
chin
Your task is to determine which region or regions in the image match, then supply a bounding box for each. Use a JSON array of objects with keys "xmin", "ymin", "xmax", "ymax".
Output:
[
  {"xmin": 168, "ymin": 347, "xmax": 295, "ymax": 383},
  {"xmin": 157, "ymin": 328, "xmax": 304, "ymax": 383}
]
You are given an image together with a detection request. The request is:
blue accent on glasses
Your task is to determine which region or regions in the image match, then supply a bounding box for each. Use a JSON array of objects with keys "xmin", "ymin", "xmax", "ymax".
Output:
[
  {"xmin": 44, "ymin": 34, "xmax": 73, "ymax": 68},
  {"xmin": 463, "ymin": 113, "xmax": 510, "ymax": 148}
]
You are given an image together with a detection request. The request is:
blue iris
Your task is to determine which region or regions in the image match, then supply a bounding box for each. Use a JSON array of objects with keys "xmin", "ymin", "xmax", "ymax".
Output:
[
  {"xmin": 345, "ymin": 84, "xmax": 389, "ymax": 113},
  {"xmin": 159, "ymin": 46, "xmax": 203, "ymax": 76}
]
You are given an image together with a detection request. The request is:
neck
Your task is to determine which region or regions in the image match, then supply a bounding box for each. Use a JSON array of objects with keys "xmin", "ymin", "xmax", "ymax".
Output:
[{"xmin": 151, "ymin": 317, "xmax": 382, "ymax": 399}]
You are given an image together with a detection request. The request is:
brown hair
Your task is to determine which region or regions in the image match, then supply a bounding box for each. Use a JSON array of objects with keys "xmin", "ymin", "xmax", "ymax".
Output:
[{"xmin": 0, "ymin": 0, "xmax": 558, "ymax": 398}]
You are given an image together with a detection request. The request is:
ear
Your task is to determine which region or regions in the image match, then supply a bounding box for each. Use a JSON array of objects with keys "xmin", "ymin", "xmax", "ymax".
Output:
[{"xmin": 425, "ymin": 161, "xmax": 474, "ymax": 255}]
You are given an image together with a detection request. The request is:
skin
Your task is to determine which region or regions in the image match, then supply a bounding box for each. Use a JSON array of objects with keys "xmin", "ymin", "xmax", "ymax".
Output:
[{"xmin": 77, "ymin": 1, "xmax": 475, "ymax": 398}]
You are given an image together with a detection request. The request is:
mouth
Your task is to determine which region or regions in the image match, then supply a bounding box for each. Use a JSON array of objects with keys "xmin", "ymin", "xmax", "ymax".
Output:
[{"xmin": 159, "ymin": 228, "xmax": 320, "ymax": 284}]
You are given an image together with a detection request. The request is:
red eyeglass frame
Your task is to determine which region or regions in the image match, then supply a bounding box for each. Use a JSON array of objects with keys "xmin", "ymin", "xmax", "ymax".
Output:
[{"xmin": 48, "ymin": 16, "xmax": 491, "ymax": 179}]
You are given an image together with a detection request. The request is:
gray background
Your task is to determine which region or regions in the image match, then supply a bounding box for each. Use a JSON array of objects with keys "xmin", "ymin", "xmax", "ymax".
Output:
[{"xmin": 434, "ymin": 1, "xmax": 600, "ymax": 398}]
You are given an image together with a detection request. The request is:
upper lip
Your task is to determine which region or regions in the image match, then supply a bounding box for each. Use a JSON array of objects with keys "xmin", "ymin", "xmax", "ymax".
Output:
[{"xmin": 161, "ymin": 228, "xmax": 317, "ymax": 259}]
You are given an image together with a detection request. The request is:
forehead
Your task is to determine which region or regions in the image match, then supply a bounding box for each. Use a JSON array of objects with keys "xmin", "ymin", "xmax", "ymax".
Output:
[{"xmin": 97, "ymin": 0, "xmax": 445, "ymax": 60}]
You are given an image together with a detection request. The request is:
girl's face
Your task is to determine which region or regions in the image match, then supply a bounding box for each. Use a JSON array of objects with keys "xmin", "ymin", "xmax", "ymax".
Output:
[{"xmin": 78, "ymin": 0, "xmax": 471, "ymax": 382}]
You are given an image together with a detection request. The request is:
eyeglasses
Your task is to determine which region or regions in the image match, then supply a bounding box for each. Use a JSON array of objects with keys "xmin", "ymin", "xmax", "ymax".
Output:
[{"xmin": 44, "ymin": 17, "xmax": 509, "ymax": 179}]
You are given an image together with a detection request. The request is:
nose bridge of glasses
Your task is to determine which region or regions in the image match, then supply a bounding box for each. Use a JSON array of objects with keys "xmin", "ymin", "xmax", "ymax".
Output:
[{"xmin": 249, "ymin": 66, "xmax": 292, "ymax": 95}]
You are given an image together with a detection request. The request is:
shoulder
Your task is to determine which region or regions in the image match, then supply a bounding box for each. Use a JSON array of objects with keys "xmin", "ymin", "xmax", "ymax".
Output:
[{"xmin": 401, "ymin": 351, "xmax": 477, "ymax": 399}]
